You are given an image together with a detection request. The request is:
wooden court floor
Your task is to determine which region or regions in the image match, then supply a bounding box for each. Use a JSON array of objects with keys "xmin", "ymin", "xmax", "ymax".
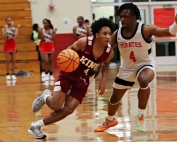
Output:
[{"xmin": 0, "ymin": 66, "xmax": 177, "ymax": 142}]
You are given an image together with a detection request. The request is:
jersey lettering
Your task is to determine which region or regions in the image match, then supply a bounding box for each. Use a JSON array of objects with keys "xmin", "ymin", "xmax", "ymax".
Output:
[
  {"xmin": 129, "ymin": 51, "xmax": 136, "ymax": 62},
  {"xmin": 80, "ymin": 55, "xmax": 99, "ymax": 69},
  {"xmin": 120, "ymin": 42, "xmax": 142, "ymax": 48},
  {"xmin": 84, "ymin": 69, "xmax": 90, "ymax": 75}
]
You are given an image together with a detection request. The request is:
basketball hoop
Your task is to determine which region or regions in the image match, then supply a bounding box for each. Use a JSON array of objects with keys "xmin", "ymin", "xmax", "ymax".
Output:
[{"xmin": 49, "ymin": 0, "xmax": 54, "ymax": 11}]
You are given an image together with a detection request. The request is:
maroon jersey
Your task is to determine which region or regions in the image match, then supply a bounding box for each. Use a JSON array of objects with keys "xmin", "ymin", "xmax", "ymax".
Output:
[
  {"xmin": 75, "ymin": 36, "xmax": 112, "ymax": 78},
  {"xmin": 59, "ymin": 36, "xmax": 112, "ymax": 83},
  {"xmin": 61, "ymin": 36, "xmax": 112, "ymax": 77},
  {"xmin": 57, "ymin": 36, "xmax": 112, "ymax": 103}
]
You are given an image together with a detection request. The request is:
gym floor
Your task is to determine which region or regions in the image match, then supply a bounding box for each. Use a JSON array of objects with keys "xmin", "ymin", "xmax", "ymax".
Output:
[{"xmin": 0, "ymin": 66, "xmax": 177, "ymax": 142}]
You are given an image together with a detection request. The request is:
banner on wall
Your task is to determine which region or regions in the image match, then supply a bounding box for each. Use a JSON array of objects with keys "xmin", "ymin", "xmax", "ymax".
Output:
[{"xmin": 154, "ymin": 8, "xmax": 175, "ymax": 38}]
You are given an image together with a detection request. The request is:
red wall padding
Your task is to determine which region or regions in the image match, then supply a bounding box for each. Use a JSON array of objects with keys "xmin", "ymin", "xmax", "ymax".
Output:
[
  {"xmin": 53, "ymin": 33, "xmax": 75, "ymax": 68},
  {"xmin": 154, "ymin": 8, "xmax": 175, "ymax": 38}
]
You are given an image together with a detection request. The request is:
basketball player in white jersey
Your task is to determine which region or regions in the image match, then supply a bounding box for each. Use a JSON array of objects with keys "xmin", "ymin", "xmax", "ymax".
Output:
[
  {"xmin": 94, "ymin": 3, "xmax": 177, "ymax": 133},
  {"xmin": 73, "ymin": 16, "xmax": 92, "ymax": 40}
]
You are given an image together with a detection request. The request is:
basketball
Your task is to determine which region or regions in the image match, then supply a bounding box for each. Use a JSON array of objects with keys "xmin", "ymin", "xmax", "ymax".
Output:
[{"xmin": 57, "ymin": 49, "xmax": 80, "ymax": 72}]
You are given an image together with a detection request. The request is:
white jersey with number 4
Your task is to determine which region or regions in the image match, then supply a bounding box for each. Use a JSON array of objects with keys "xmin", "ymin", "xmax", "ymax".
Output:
[{"xmin": 117, "ymin": 22, "xmax": 154, "ymax": 69}]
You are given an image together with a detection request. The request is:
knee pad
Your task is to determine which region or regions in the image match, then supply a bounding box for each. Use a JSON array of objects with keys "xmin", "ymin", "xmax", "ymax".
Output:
[{"xmin": 140, "ymin": 84, "xmax": 150, "ymax": 90}]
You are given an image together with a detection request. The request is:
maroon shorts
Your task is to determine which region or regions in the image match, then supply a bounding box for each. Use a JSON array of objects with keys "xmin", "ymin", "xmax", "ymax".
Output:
[
  {"xmin": 54, "ymin": 71, "xmax": 89, "ymax": 104},
  {"xmin": 3, "ymin": 39, "xmax": 17, "ymax": 52},
  {"xmin": 41, "ymin": 42, "xmax": 54, "ymax": 53}
]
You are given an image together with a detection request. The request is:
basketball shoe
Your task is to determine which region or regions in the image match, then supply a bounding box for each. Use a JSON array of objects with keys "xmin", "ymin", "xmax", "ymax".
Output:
[
  {"xmin": 136, "ymin": 114, "xmax": 146, "ymax": 132},
  {"xmin": 32, "ymin": 89, "xmax": 51, "ymax": 112},
  {"xmin": 41, "ymin": 71, "xmax": 45, "ymax": 78},
  {"xmin": 45, "ymin": 73, "xmax": 49, "ymax": 81},
  {"xmin": 49, "ymin": 75, "xmax": 55, "ymax": 81},
  {"xmin": 6, "ymin": 75, "xmax": 11, "ymax": 80},
  {"xmin": 12, "ymin": 75, "xmax": 17, "ymax": 80},
  {"xmin": 28, "ymin": 123, "xmax": 46, "ymax": 139},
  {"xmin": 94, "ymin": 118, "xmax": 118, "ymax": 132}
]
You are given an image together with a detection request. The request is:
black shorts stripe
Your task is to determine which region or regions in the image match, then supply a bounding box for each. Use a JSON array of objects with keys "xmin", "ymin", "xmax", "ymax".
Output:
[
  {"xmin": 114, "ymin": 77, "xmax": 135, "ymax": 87},
  {"xmin": 136, "ymin": 65, "xmax": 153, "ymax": 76}
]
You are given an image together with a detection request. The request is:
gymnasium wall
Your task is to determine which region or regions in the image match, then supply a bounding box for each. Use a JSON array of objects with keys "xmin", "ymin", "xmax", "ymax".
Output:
[
  {"xmin": 92, "ymin": 6, "xmax": 114, "ymax": 20},
  {"xmin": 30, "ymin": 0, "xmax": 92, "ymax": 33},
  {"xmin": 30, "ymin": 0, "xmax": 92, "ymax": 68}
]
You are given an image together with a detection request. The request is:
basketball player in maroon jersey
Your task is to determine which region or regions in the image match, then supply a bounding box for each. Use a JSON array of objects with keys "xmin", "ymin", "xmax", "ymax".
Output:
[
  {"xmin": 38, "ymin": 19, "xmax": 57, "ymax": 81},
  {"xmin": 28, "ymin": 18, "xmax": 114, "ymax": 139},
  {"xmin": 2, "ymin": 17, "xmax": 20, "ymax": 80},
  {"xmin": 73, "ymin": 16, "xmax": 92, "ymax": 41}
]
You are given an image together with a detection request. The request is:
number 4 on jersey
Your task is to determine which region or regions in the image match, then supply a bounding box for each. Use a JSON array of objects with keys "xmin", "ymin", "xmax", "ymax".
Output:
[
  {"xmin": 84, "ymin": 69, "xmax": 90, "ymax": 75},
  {"xmin": 129, "ymin": 51, "xmax": 136, "ymax": 62}
]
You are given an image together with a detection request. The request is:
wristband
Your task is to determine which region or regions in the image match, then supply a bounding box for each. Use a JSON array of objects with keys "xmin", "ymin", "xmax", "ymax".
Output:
[{"xmin": 169, "ymin": 22, "xmax": 177, "ymax": 35}]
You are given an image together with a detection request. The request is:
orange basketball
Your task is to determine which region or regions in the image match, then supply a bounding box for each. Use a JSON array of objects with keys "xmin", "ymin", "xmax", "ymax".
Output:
[{"xmin": 57, "ymin": 49, "xmax": 80, "ymax": 72}]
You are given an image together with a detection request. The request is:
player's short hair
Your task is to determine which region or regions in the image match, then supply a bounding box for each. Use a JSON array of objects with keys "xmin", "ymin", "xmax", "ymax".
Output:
[
  {"xmin": 91, "ymin": 18, "xmax": 113, "ymax": 36},
  {"xmin": 117, "ymin": 3, "xmax": 141, "ymax": 21}
]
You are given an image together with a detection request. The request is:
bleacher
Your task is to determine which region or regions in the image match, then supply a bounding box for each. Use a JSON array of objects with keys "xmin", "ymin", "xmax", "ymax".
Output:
[{"xmin": 0, "ymin": 0, "xmax": 40, "ymax": 75}]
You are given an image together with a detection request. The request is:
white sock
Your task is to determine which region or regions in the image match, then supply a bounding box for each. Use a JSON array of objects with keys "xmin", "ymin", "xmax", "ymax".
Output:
[
  {"xmin": 34, "ymin": 119, "xmax": 45, "ymax": 127},
  {"xmin": 43, "ymin": 94, "xmax": 50, "ymax": 103},
  {"xmin": 107, "ymin": 115, "xmax": 115, "ymax": 120},
  {"xmin": 138, "ymin": 108, "xmax": 145, "ymax": 116}
]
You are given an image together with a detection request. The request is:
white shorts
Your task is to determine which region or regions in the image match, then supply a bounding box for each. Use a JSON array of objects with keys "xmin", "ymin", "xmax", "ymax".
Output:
[{"xmin": 113, "ymin": 64, "xmax": 155, "ymax": 89}]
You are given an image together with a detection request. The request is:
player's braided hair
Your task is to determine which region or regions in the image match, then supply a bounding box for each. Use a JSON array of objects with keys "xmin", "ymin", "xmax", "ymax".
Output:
[
  {"xmin": 117, "ymin": 3, "xmax": 141, "ymax": 21},
  {"xmin": 91, "ymin": 18, "xmax": 113, "ymax": 36}
]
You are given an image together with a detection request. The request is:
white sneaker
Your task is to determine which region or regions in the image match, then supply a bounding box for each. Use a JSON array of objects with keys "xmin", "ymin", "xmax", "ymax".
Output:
[
  {"xmin": 41, "ymin": 77, "xmax": 45, "ymax": 82},
  {"xmin": 109, "ymin": 63, "xmax": 117, "ymax": 69},
  {"xmin": 49, "ymin": 75, "xmax": 55, "ymax": 81},
  {"xmin": 28, "ymin": 123, "xmax": 46, "ymax": 139},
  {"xmin": 6, "ymin": 75, "xmax": 11, "ymax": 80},
  {"xmin": 32, "ymin": 89, "xmax": 51, "ymax": 112},
  {"xmin": 45, "ymin": 73, "xmax": 49, "ymax": 81},
  {"xmin": 41, "ymin": 71, "xmax": 45, "ymax": 78},
  {"xmin": 12, "ymin": 75, "xmax": 17, "ymax": 80}
]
